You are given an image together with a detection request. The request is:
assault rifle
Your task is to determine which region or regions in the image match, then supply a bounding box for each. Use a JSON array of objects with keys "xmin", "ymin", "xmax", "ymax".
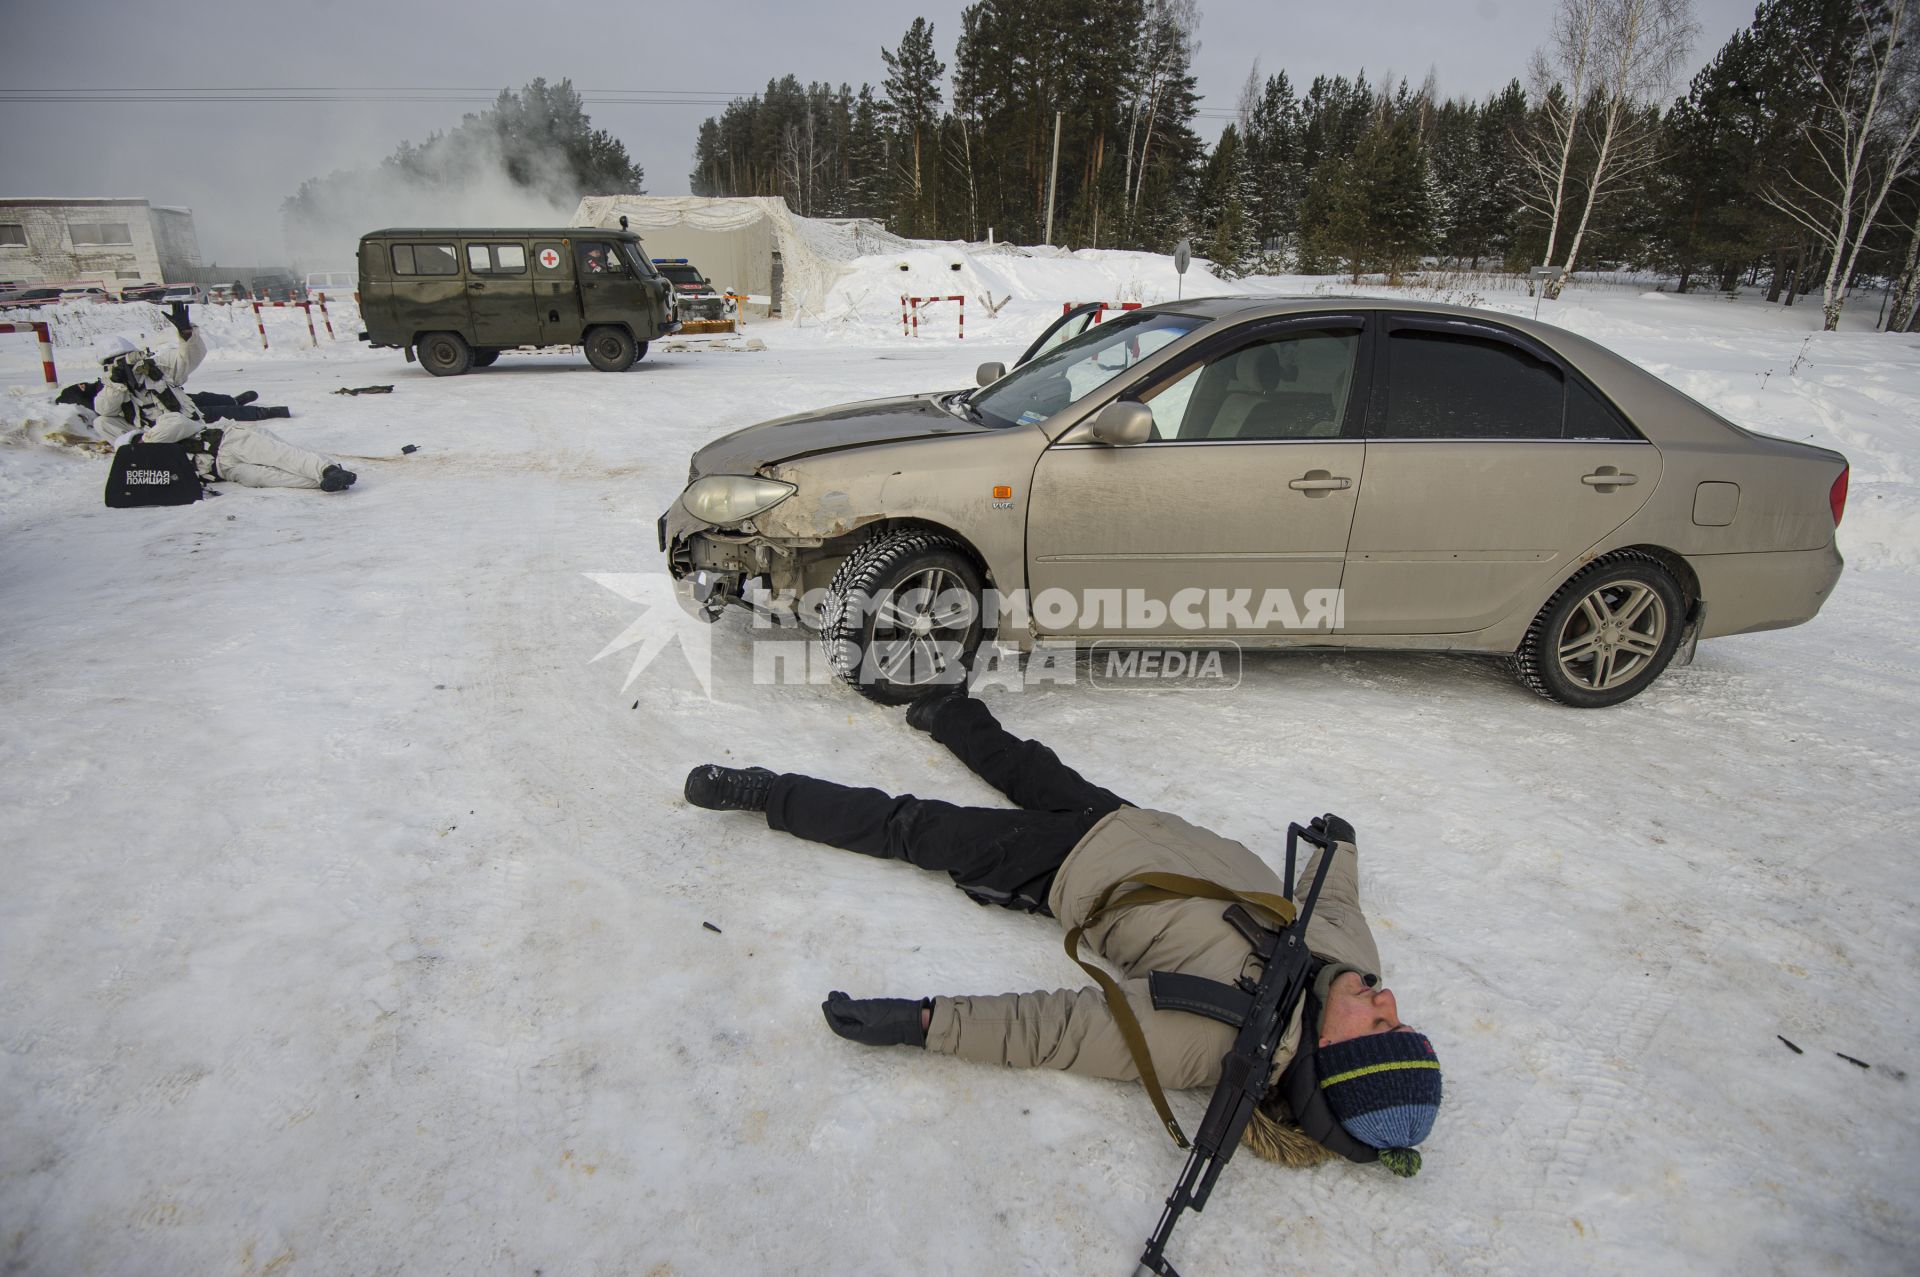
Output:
[{"xmin": 1134, "ymin": 817, "xmax": 1341, "ymax": 1277}]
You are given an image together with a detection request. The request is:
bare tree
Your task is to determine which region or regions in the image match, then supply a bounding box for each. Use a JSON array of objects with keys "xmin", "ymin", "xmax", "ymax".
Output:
[
  {"xmin": 1548, "ymin": 0, "xmax": 1697, "ymax": 296},
  {"xmin": 1518, "ymin": 0, "xmax": 1602, "ymax": 289},
  {"xmin": 1765, "ymin": 0, "xmax": 1920, "ymax": 330}
]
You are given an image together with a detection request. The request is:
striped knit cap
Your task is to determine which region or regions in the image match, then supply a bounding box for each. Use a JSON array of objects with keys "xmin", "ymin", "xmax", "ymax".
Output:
[{"xmin": 1316, "ymin": 1029, "xmax": 1442, "ymax": 1160}]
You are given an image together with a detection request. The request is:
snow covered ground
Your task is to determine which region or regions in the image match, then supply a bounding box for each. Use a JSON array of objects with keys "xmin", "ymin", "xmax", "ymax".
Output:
[{"xmin": 2, "ymin": 269, "xmax": 1917, "ymax": 1276}]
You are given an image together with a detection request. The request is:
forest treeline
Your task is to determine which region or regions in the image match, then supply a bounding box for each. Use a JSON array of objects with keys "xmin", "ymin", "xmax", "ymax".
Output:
[{"xmin": 690, "ymin": 0, "xmax": 1920, "ymax": 331}]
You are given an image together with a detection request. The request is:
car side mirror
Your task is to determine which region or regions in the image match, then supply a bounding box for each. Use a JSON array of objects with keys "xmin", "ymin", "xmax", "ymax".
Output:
[
  {"xmin": 976, "ymin": 361, "xmax": 1006, "ymax": 387},
  {"xmin": 1088, "ymin": 400, "xmax": 1153, "ymax": 446}
]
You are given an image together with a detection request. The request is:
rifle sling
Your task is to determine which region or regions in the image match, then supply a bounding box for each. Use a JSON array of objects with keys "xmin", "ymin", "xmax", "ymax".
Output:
[{"xmin": 1063, "ymin": 873, "xmax": 1298, "ymax": 1149}]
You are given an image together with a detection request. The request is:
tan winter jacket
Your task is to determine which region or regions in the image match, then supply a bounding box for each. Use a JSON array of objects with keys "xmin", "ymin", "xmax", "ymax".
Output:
[{"xmin": 925, "ymin": 807, "xmax": 1381, "ymax": 1090}]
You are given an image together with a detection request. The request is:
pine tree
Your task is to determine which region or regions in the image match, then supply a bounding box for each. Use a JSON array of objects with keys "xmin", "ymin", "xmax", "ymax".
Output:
[{"xmin": 881, "ymin": 18, "xmax": 948, "ymax": 236}]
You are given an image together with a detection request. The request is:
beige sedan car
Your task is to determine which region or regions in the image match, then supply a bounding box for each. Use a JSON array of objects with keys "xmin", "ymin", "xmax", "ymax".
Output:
[{"xmin": 661, "ymin": 298, "xmax": 1847, "ymax": 707}]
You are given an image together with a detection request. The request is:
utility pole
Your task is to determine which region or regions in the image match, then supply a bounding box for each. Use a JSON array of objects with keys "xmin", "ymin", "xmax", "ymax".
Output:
[{"xmin": 1043, "ymin": 109, "xmax": 1063, "ymax": 246}]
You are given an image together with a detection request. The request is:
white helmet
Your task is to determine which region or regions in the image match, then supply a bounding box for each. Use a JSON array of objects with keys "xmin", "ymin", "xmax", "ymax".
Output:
[{"xmin": 100, "ymin": 335, "xmax": 137, "ymax": 364}]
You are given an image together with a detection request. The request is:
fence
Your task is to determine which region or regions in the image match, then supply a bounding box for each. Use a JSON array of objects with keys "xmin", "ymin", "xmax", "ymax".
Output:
[
  {"xmin": 1063, "ymin": 301, "xmax": 1144, "ymax": 323},
  {"xmin": 247, "ymin": 298, "xmax": 337, "ymax": 350}
]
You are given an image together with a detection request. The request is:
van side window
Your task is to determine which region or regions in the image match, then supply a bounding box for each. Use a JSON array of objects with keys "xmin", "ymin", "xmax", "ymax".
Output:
[
  {"xmin": 494, "ymin": 244, "xmax": 526, "ymax": 273},
  {"xmin": 392, "ymin": 243, "xmax": 457, "ymax": 277},
  {"xmin": 467, "ymin": 244, "xmax": 490, "ymax": 273},
  {"xmin": 577, "ymin": 241, "xmax": 627, "ymax": 275}
]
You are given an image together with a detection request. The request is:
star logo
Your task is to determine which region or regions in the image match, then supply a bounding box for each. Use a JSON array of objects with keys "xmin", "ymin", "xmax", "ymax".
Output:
[{"xmin": 584, "ymin": 572, "xmax": 714, "ymax": 699}]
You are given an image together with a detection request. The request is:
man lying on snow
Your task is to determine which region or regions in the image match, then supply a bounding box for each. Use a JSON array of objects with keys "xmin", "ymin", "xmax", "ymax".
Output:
[
  {"xmin": 95, "ymin": 304, "xmax": 356, "ymax": 492},
  {"xmin": 684, "ymin": 690, "xmax": 1442, "ymax": 1175},
  {"xmin": 61, "ymin": 378, "xmax": 293, "ymax": 424}
]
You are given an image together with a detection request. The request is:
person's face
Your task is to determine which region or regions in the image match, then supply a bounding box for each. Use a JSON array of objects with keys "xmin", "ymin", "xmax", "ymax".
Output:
[{"xmin": 1318, "ymin": 971, "xmax": 1407, "ymax": 1047}]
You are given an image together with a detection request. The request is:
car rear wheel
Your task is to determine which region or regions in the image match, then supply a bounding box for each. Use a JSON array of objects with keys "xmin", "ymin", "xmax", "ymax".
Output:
[
  {"xmin": 585, "ymin": 326, "xmax": 636, "ymax": 372},
  {"xmin": 822, "ymin": 530, "xmax": 986, "ymax": 704},
  {"xmin": 418, "ymin": 331, "xmax": 472, "ymax": 377},
  {"xmin": 1515, "ymin": 556, "xmax": 1685, "ymax": 707},
  {"xmin": 471, "ymin": 348, "xmax": 500, "ymax": 367}
]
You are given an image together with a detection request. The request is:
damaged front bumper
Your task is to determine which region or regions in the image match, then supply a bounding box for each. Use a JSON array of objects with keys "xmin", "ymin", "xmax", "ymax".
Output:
[{"xmin": 660, "ymin": 502, "xmax": 838, "ymax": 625}]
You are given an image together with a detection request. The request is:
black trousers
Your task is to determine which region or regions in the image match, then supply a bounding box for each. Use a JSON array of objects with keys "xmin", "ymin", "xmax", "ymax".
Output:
[{"xmin": 764, "ymin": 698, "xmax": 1128, "ymax": 913}]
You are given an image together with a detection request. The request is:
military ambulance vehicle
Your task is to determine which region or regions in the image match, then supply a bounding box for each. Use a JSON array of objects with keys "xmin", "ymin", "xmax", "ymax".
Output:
[{"xmin": 357, "ymin": 227, "xmax": 679, "ymax": 374}]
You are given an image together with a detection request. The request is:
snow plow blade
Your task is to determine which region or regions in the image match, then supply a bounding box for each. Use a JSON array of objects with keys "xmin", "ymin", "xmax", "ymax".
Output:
[{"xmin": 676, "ymin": 318, "xmax": 737, "ymax": 335}]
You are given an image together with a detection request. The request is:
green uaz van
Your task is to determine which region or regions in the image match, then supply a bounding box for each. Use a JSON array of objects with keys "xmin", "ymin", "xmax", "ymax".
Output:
[{"xmin": 357, "ymin": 227, "xmax": 679, "ymax": 374}]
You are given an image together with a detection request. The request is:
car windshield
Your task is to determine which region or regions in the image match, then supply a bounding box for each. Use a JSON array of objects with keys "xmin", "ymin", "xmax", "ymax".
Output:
[
  {"xmin": 660, "ymin": 265, "xmax": 703, "ymax": 286},
  {"xmin": 970, "ymin": 310, "xmax": 1205, "ymax": 429}
]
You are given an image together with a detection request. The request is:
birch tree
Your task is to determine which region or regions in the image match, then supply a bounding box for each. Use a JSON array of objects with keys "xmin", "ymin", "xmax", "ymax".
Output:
[
  {"xmin": 1548, "ymin": 0, "xmax": 1697, "ymax": 296},
  {"xmin": 1764, "ymin": 0, "xmax": 1920, "ymax": 329},
  {"xmin": 1518, "ymin": 0, "xmax": 1602, "ymax": 288}
]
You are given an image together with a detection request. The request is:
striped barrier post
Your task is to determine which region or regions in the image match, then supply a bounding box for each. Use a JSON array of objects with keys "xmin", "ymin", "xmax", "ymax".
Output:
[
  {"xmin": 301, "ymin": 301, "xmax": 318, "ymax": 347},
  {"xmin": 250, "ymin": 301, "xmax": 270, "ymax": 350},
  {"xmin": 315, "ymin": 294, "xmax": 336, "ymax": 340},
  {"xmin": 903, "ymin": 296, "xmax": 965, "ymax": 339},
  {"xmin": 0, "ymin": 321, "xmax": 59, "ymax": 383}
]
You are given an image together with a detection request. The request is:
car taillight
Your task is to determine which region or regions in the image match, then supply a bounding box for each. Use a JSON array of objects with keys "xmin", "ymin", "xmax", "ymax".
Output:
[{"xmin": 1830, "ymin": 465, "xmax": 1849, "ymax": 526}]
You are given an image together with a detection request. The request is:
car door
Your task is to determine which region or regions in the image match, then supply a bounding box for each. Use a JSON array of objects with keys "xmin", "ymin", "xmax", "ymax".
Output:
[
  {"xmin": 462, "ymin": 241, "xmax": 534, "ymax": 347},
  {"xmin": 1016, "ymin": 302, "xmax": 1105, "ymax": 367},
  {"xmin": 385, "ymin": 240, "xmax": 468, "ymax": 342},
  {"xmin": 1341, "ymin": 314, "xmax": 1661, "ymax": 634},
  {"xmin": 1025, "ymin": 315, "xmax": 1370, "ymax": 639},
  {"xmin": 575, "ymin": 237, "xmax": 649, "ymax": 328}
]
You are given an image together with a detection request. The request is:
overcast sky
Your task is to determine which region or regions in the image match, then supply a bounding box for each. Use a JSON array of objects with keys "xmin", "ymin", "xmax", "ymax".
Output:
[{"xmin": 2, "ymin": 0, "xmax": 1764, "ymax": 265}]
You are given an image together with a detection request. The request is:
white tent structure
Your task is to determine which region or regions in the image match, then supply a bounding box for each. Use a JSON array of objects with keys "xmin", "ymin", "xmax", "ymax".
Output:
[{"xmin": 569, "ymin": 195, "xmax": 909, "ymax": 318}]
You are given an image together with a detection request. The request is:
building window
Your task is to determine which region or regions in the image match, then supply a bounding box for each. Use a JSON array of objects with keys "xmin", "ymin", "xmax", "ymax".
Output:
[
  {"xmin": 70, "ymin": 222, "xmax": 134, "ymax": 246},
  {"xmin": 0, "ymin": 223, "xmax": 25, "ymax": 247}
]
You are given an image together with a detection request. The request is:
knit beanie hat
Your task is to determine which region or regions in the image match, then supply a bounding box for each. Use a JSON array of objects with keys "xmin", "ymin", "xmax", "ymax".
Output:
[{"xmin": 1316, "ymin": 1029, "xmax": 1442, "ymax": 1176}]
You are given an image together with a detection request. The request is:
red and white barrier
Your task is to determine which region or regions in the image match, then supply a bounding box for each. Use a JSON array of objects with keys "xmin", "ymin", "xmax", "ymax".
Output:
[
  {"xmin": 902, "ymin": 294, "xmax": 965, "ymax": 339},
  {"xmin": 1063, "ymin": 301, "xmax": 1144, "ymax": 323},
  {"xmin": 313, "ymin": 293, "xmax": 336, "ymax": 340},
  {"xmin": 0, "ymin": 321, "xmax": 58, "ymax": 383},
  {"xmin": 250, "ymin": 300, "xmax": 323, "ymax": 348}
]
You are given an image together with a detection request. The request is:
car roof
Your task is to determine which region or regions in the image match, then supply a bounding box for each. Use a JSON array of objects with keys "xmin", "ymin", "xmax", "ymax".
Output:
[{"xmin": 363, "ymin": 227, "xmax": 642, "ymax": 241}]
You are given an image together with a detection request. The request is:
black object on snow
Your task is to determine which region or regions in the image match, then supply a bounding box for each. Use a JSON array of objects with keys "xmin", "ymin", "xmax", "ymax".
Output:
[
  {"xmin": 401, "ymin": 444, "xmax": 419, "ymax": 454},
  {"xmin": 1778, "ymin": 1035, "xmax": 1804, "ymax": 1054},
  {"xmin": 334, "ymin": 385, "xmax": 395, "ymax": 396},
  {"xmin": 105, "ymin": 440, "xmax": 201, "ymax": 507},
  {"xmin": 702, "ymin": 921, "xmax": 722, "ymax": 934}
]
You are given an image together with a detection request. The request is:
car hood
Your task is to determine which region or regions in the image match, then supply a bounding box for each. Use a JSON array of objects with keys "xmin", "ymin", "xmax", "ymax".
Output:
[{"xmin": 691, "ymin": 393, "xmax": 990, "ymax": 474}]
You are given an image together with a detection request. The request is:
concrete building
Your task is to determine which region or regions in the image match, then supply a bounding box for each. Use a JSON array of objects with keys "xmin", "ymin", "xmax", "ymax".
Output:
[{"xmin": 0, "ymin": 198, "xmax": 202, "ymax": 292}]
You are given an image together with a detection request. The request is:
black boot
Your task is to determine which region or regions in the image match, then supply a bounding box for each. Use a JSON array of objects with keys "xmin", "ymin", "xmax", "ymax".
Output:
[
  {"xmin": 235, "ymin": 390, "xmax": 259, "ymax": 406},
  {"xmin": 320, "ymin": 464, "xmax": 357, "ymax": 492},
  {"xmin": 684, "ymin": 764, "xmax": 776, "ymax": 813},
  {"xmin": 905, "ymin": 685, "xmax": 966, "ymax": 734}
]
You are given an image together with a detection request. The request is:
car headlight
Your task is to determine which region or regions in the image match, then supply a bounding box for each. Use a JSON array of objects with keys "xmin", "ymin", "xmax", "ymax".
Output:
[{"xmin": 681, "ymin": 475, "xmax": 796, "ymax": 527}]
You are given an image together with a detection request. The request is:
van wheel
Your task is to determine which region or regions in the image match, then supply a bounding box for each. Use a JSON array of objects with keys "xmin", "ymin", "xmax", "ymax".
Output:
[
  {"xmin": 585, "ymin": 326, "xmax": 637, "ymax": 372},
  {"xmin": 821, "ymin": 530, "xmax": 986, "ymax": 705},
  {"xmin": 471, "ymin": 348, "xmax": 500, "ymax": 367},
  {"xmin": 633, "ymin": 341, "xmax": 649, "ymax": 363},
  {"xmin": 1514, "ymin": 556, "xmax": 1685, "ymax": 708},
  {"xmin": 419, "ymin": 332, "xmax": 472, "ymax": 376}
]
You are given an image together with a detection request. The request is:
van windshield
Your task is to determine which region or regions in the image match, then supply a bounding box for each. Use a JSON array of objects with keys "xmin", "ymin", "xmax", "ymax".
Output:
[
  {"xmin": 969, "ymin": 311, "xmax": 1205, "ymax": 429},
  {"xmin": 621, "ymin": 244, "xmax": 656, "ymax": 276}
]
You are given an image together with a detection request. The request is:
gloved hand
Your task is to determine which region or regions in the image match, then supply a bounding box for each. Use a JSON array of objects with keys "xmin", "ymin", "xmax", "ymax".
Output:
[
  {"xmin": 1311, "ymin": 813, "xmax": 1356, "ymax": 846},
  {"xmin": 821, "ymin": 991, "xmax": 928, "ymax": 1048},
  {"xmin": 166, "ymin": 301, "xmax": 193, "ymax": 336},
  {"xmin": 105, "ymin": 358, "xmax": 134, "ymax": 388}
]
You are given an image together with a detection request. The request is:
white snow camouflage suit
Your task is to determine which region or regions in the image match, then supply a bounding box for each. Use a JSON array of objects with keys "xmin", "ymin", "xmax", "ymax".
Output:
[{"xmin": 99, "ymin": 327, "xmax": 338, "ymax": 489}]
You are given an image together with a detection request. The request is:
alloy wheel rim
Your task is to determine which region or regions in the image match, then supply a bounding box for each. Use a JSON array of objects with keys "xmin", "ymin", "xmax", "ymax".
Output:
[
  {"xmin": 868, "ymin": 567, "xmax": 976, "ymax": 685},
  {"xmin": 1556, "ymin": 578, "xmax": 1667, "ymax": 691}
]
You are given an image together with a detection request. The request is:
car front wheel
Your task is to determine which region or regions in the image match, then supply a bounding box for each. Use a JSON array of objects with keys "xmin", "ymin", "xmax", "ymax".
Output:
[
  {"xmin": 1515, "ymin": 556, "xmax": 1686, "ymax": 707},
  {"xmin": 822, "ymin": 530, "xmax": 986, "ymax": 704},
  {"xmin": 585, "ymin": 326, "xmax": 636, "ymax": 371}
]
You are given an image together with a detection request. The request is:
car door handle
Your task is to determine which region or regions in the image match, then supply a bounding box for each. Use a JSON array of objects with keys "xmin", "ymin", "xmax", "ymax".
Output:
[
  {"xmin": 1581, "ymin": 470, "xmax": 1638, "ymax": 487},
  {"xmin": 1288, "ymin": 474, "xmax": 1352, "ymax": 491},
  {"xmin": 469, "ymin": 282, "xmax": 486, "ymax": 290}
]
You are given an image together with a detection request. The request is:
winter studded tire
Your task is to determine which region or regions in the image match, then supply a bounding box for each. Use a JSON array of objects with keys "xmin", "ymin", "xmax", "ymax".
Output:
[
  {"xmin": 418, "ymin": 331, "xmax": 472, "ymax": 377},
  {"xmin": 1515, "ymin": 556, "xmax": 1686, "ymax": 708},
  {"xmin": 821, "ymin": 530, "xmax": 986, "ymax": 705},
  {"xmin": 585, "ymin": 326, "xmax": 637, "ymax": 372}
]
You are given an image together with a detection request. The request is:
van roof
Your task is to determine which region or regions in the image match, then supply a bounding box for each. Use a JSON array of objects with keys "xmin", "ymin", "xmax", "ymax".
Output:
[{"xmin": 361, "ymin": 227, "xmax": 641, "ymax": 240}]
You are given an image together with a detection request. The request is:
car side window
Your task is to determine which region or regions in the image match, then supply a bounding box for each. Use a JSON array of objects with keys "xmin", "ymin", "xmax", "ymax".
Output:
[
  {"xmin": 577, "ymin": 241, "xmax": 627, "ymax": 275},
  {"xmin": 1372, "ymin": 328, "xmax": 1568, "ymax": 440},
  {"xmin": 1140, "ymin": 329, "xmax": 1360, "ymax": 441},
  {"xmin": 1564, "ymin": 376, "xmax": 1636, "ymax": 440},
  {"xmin": 493, "ymin": 244, "xmax": 527, "ymax": 273}
]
